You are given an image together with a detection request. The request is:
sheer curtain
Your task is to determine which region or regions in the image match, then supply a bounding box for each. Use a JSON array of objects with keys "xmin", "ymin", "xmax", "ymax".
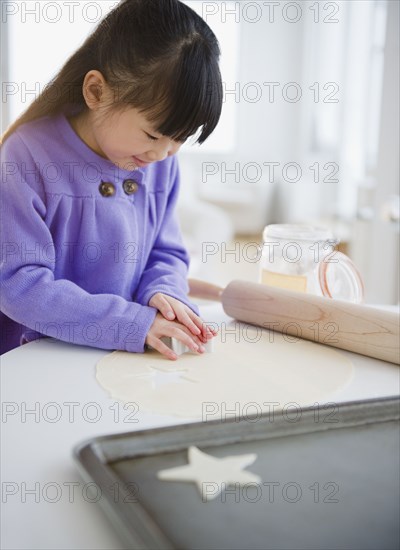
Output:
[{"xmin": 298, "ymin": 0, "xmax": 387, "ymax": 221}]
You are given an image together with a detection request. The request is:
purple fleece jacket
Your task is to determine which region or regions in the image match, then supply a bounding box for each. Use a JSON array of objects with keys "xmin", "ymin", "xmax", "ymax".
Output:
[{"xmin": 0, "ymin": 112, "xmax": 198, "ymax": 355}]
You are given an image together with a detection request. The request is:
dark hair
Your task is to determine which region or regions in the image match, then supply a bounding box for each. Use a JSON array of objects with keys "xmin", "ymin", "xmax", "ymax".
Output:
[{"xmin": 2, "ymin": 0, "xmax": 223, "ymax": 144}]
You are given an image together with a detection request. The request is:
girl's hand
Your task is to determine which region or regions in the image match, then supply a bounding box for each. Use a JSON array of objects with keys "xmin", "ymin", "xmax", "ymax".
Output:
[
  {"xmin": 145, "ymin": 313, "xmax": 210, "ymax": 361},
  {"xmin": 148, "ymin": 292, "xmax": 217, "ymax": 342}
]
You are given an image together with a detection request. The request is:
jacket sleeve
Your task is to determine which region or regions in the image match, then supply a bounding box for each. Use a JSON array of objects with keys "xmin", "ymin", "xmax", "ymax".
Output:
[
  {"xmin": 0, "ymin": 132, "xmax": 157, "ymax": 353},
  {"xmin": 133, "ymin": 157, "xmax": 200, "ymax": 316}
]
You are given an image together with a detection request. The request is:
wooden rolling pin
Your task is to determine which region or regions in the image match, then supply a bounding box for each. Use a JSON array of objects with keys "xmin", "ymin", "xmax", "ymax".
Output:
[{"xmin": 188, "ymin": 279, "xmax": 400, "ymax": 365}]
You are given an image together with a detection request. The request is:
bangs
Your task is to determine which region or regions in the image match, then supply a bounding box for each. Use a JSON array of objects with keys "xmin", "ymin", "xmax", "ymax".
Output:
[
  {"xmin": 117, "ymin": 39, "xmax": 223, "ymax": 144},
  {"xmin": 151, "ymin": 45, "xmax": 223, "ymax": 144}
]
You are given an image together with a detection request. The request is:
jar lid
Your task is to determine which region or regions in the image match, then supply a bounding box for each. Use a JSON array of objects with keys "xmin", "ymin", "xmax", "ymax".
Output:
[{"xmin": 263, "ymin": 224, "xmax": 333, "ymax": 242}]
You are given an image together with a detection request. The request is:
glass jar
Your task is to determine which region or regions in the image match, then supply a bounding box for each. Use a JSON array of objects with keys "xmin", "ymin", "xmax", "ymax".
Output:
[{"xmin": 259, "ymin": 224, "xmax": 364, "ymax": 303}]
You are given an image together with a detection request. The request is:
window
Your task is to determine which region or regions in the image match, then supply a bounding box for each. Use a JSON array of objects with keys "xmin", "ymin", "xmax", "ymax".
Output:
[
  {"xmin": 301, "ymin": 0, "xmax": 387, "ymax": 218},
  {"xmin": 5, "ymin": 1, "xmax": 119, "ymax": 127},
  {"xmin": 182, "ymin": 1, "xmax": 240, "ymax": 153}
]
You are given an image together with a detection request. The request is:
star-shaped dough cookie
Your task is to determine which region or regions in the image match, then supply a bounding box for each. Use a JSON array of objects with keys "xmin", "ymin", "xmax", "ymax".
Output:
[{"xmin": 157, "ymin": 446, "xmax": 261, "ymax": 501}]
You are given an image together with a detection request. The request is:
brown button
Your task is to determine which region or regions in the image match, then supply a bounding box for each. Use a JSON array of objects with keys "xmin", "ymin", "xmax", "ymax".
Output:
[
  {"xmin": 99, "ymin": 181, "xmax": 115, "ymax": 197},
  {"xmin": 123, "ymin": 179, "xmax": 139, "ymax": 195}
]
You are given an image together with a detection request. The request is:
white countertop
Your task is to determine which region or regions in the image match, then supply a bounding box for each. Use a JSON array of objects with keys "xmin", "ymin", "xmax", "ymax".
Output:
[{"xmin": 1, "ymin": 303, "xmax": 399, "ymax": 549}]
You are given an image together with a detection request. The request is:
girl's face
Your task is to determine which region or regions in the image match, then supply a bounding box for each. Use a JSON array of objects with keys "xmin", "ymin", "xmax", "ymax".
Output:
[
  {"xmin": 73, "ymin": 71, "xmax": 185, "ymax": 170},
  {"xmin": 88, "ymin": 106, "xmax": 184, "ymax": 171}
]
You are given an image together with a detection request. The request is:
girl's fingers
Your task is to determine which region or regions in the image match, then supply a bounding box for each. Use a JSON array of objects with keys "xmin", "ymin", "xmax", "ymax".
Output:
[
  {"xmin": 182, "ymin": 310, "xmax": 219, "ymax": 342},
  {"xmin": 176, "ymin": 309, "xmax": 202, "ymax": 336},
  {"xmin": 182, "ymin": 308, "xmax": 214, "ymax": 336},
  {"xmin": 147, "ymin": 324, "xmax": 207, "ymax": 360},
  {"xmin": 151, "ymin": 294, "xmax": 175, "ymax": 320},
  {"xmin": 156, "ymin": 294, "xmax": 204, "ymax": 336},
  {"xmin": 149, "ymin": 294, "xmax": 217, "ymax": 350},
  {"xmin": 198, "ymin": 320, "xmax": 217, "ymax": 340},
  {"xmin": 153, "ymin": 295, "xmax": 218, "ymax": 342},
  {"xmin": 168, "ymin": 326, "xmax": 206, "ymax": 353},
  {"xmin": 202, "ymin": 323, "xmax": 216, "ymax": 338},
  {"xmin": 146, "ymin": 336, "xmax": 177, "ymax": 361}
]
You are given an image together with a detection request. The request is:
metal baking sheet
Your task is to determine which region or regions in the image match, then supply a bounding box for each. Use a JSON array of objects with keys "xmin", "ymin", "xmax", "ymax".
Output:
[{"xmin": 74, "ymin": 396, "xmax": 400, "ymax": 550}]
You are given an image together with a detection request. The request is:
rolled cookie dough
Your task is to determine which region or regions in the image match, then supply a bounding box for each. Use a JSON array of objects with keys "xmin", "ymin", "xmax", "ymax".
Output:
[{"xmin": 96, "ymin": 323, "xmax": 354, "ymax": 418}]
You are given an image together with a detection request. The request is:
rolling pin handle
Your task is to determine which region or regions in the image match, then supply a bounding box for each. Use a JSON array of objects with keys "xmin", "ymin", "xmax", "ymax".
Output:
[{"xmin": 188, "ymin": 279, "xmax": 224, "ymax": 302}]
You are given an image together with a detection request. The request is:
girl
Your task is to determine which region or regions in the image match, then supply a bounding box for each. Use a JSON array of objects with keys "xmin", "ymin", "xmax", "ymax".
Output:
[{"xmin": 0, "ymin": 0, "xmax": 222, "ymax": 358}]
